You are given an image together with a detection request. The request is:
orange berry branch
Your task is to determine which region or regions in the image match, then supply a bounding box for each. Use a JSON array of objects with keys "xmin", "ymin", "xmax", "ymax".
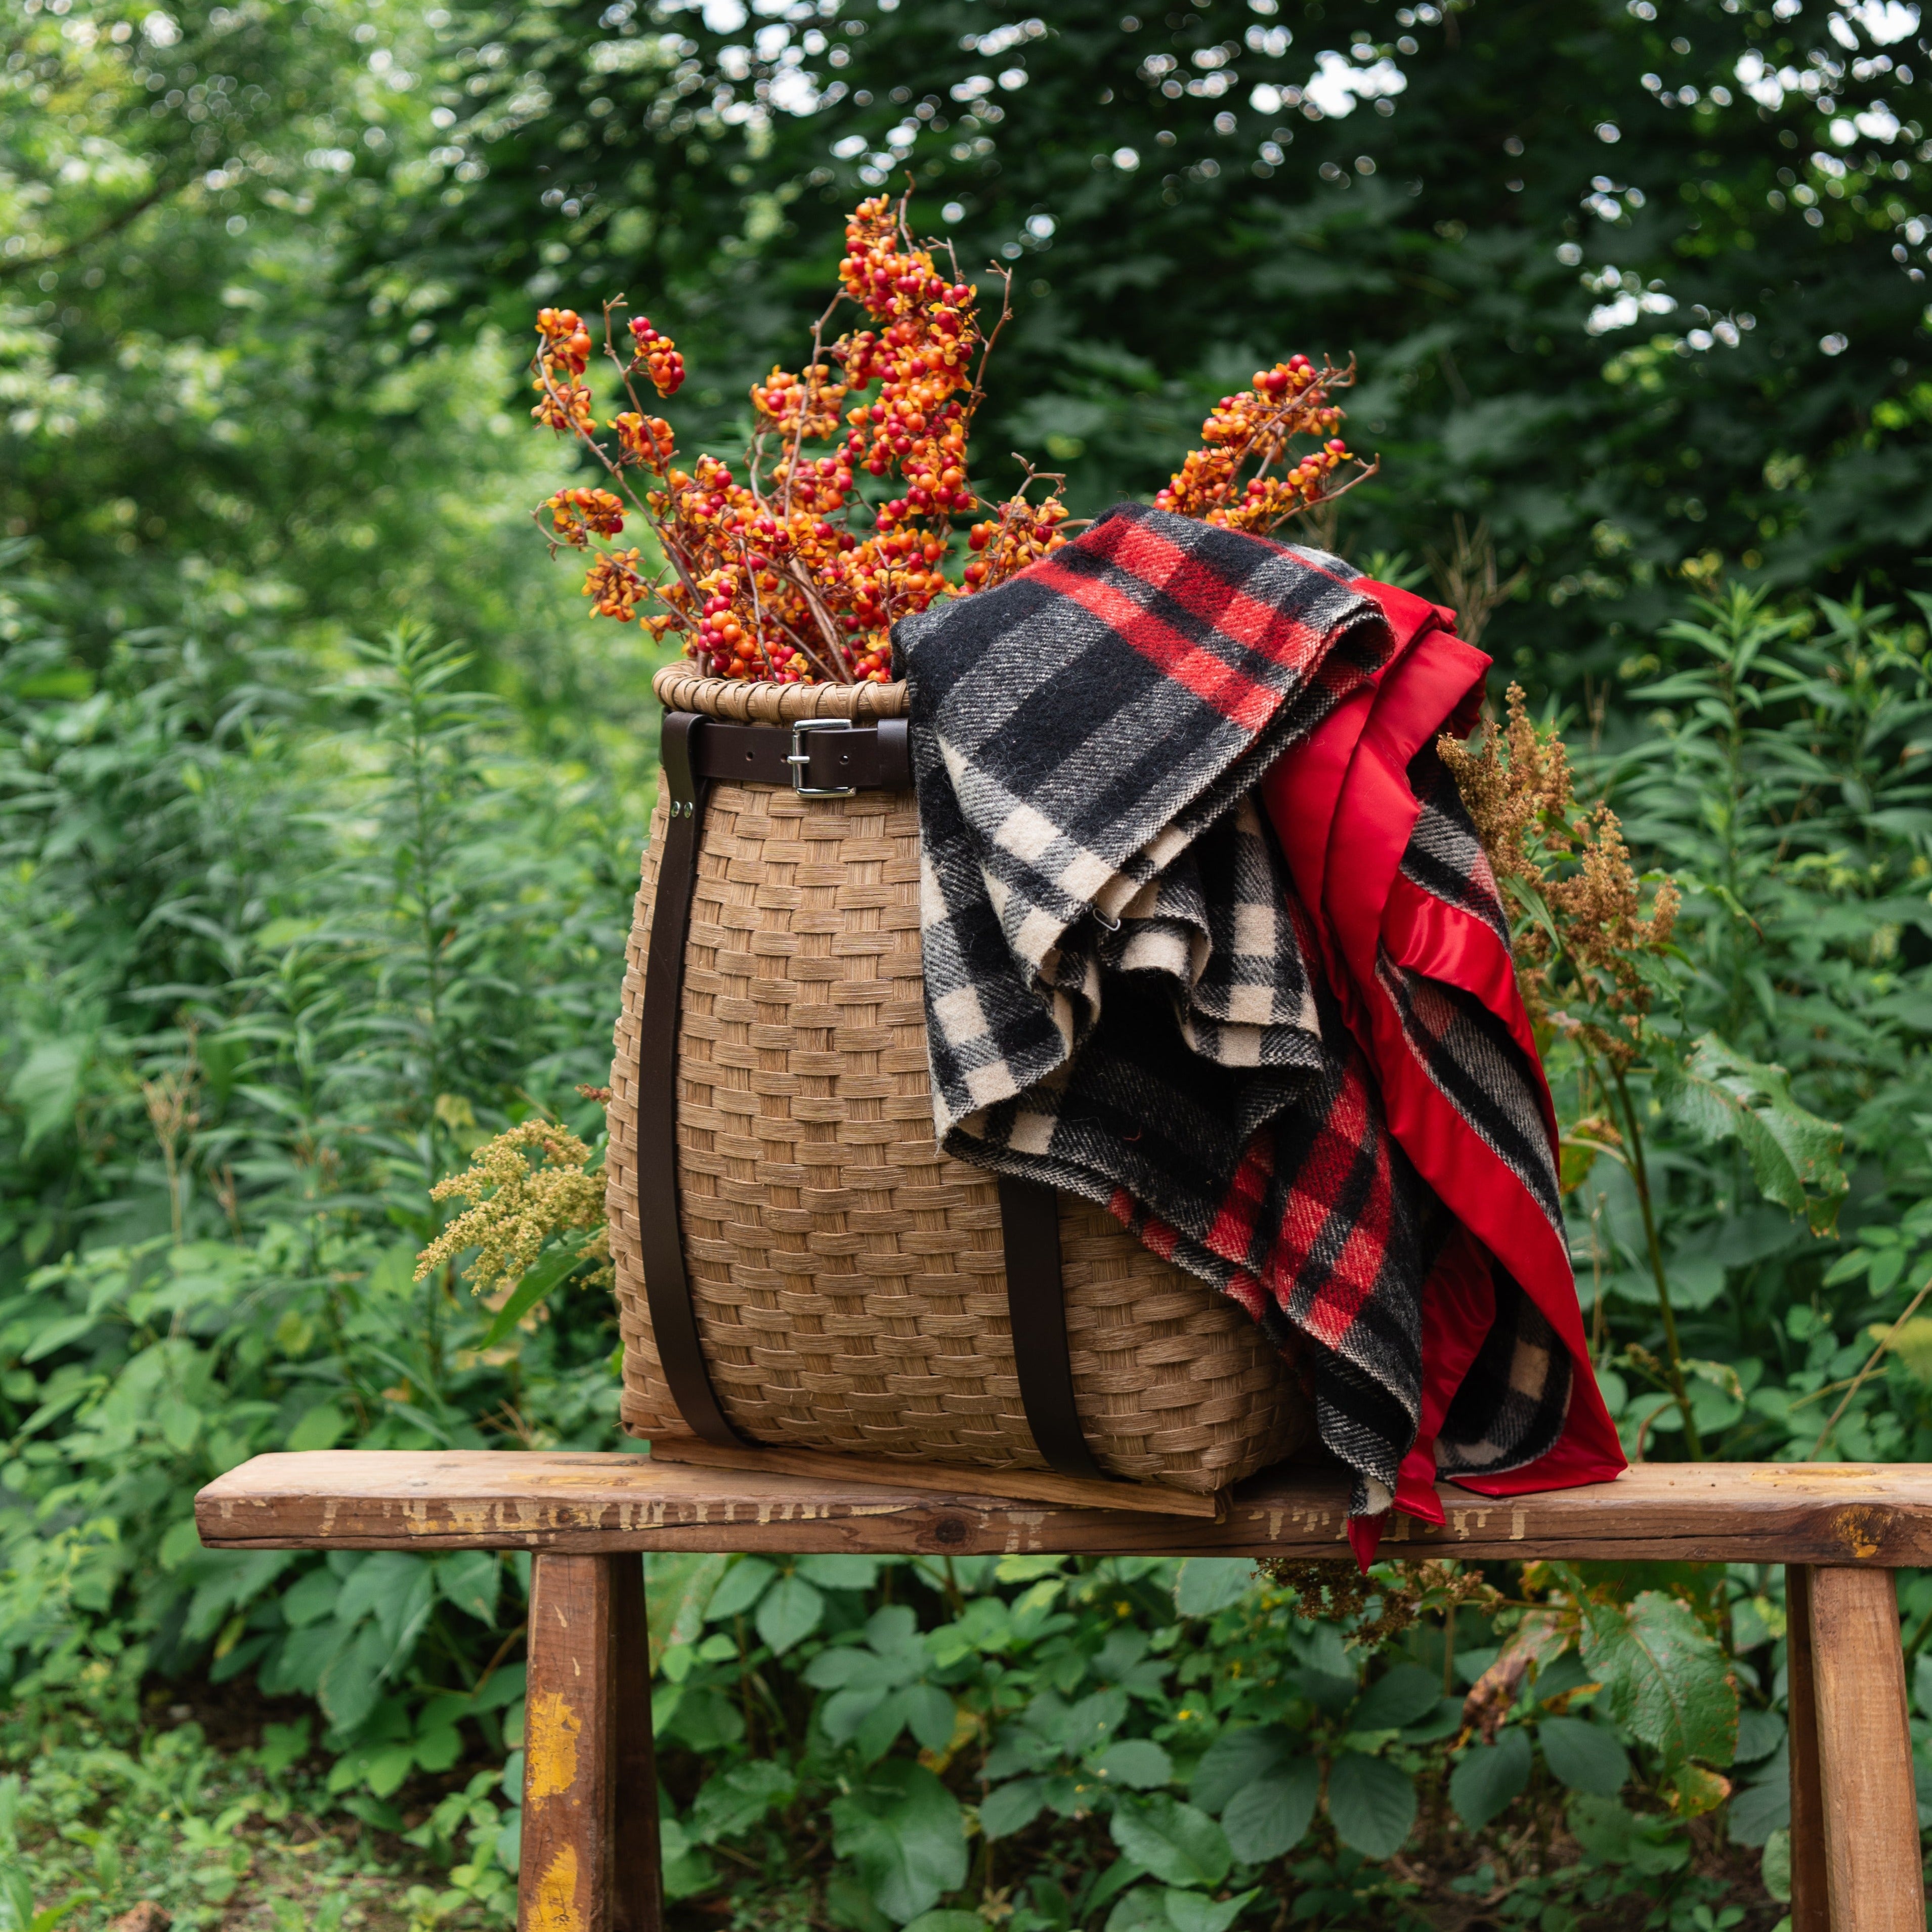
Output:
[
  {"xmin": 529, "ymin": 193, "xmax": 1373, "ymax": 684},
  {"xmin": 1153, "ymin": 354, "xmax": 1378, "ymax": 534}
]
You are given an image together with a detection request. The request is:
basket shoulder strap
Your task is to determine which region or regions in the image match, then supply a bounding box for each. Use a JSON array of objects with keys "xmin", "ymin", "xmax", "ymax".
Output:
[
  {"xmin": 998, "ymin": 1176, "xmax": 1111, "ymax": 1483},
  {"xmin": 637, "ymin": 712, "xmax": 749, "ymax": 1448}
]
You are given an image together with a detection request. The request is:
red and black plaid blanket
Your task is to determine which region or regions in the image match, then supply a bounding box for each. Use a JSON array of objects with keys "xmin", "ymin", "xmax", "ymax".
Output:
[{"xmin": 896, "ymin": 503, "xmax": 1622, "ymax": 1540}]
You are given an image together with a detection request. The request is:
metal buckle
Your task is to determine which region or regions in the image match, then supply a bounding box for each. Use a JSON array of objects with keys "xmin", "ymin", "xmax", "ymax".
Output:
[{"xmin": 787, "ymin": 718, "xmax": 857, "ymax": 797}]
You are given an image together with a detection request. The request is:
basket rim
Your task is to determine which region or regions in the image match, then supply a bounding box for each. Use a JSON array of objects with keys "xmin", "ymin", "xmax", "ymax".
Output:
[{"xmin": 652, "ymin": 666, "xmax": 908, "ymax": 722}]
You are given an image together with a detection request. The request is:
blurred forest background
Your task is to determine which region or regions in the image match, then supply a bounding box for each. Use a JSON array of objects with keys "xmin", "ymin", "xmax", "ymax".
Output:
[{"xmin": 9, "ymin": 0, "xmax": 1932, "ymax": 1925}]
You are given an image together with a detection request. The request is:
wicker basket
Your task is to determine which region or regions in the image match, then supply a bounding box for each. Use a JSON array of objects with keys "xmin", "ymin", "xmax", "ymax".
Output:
[{"xmin": 605, "ymin": 668, "xmax": 1312, "ymax": 1497}]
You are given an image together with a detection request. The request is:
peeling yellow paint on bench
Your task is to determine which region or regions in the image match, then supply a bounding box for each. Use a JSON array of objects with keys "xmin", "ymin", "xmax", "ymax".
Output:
[
  {"xmin": 525, "ymin": 1691, "xmax": 582, "ymax": 1801},
  {"xmin": 528, "ymin": 1844, "xmax": 582, "ymax": 1932},
  {"xmin": 1834, "ymin": 1505, "xmax": 1885, "ymax": 1560}
]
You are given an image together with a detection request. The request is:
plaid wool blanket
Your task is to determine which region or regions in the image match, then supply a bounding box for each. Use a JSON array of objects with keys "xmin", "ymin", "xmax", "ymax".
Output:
[{"xmin": 895, "ymin": 503, "xmax": 1622, "ymax": 1532}]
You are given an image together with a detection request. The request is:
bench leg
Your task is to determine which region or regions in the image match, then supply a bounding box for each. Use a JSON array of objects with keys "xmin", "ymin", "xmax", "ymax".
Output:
[
  {"xmin": 518, "ymin": 1552, "xmax": 662, "ymax": 1932},
  {"xmin": 1787, "ymin": 1566, "xmax": 1830, "ymax": 1932},
  {"xmin": 612, "ymin": 1552, "xmax": 663, "ymax": 1932},
  {"xmin": 1800, "ymin": 1563, "xmax": 1923, "ymax": 1930}
]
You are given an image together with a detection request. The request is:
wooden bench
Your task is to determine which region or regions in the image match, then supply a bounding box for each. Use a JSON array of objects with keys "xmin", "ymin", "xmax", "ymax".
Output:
[{"xmin": 195, "ymin": 1453, "xmax": 1932, "ymax": 1932}]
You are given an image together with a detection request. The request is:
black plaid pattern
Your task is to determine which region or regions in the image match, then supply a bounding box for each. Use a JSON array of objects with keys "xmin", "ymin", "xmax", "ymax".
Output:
[
  {"xmin": 897, "ymin": 504, "xmax": 1591, "ymax": 1517},
  {"xmin": 1437, "ymin": 1267, "xmax": 1573, "ymax": 1477},
  {"xmin": 1402, "ymin": 748, "xmax": 1513, "ymax": 947}
]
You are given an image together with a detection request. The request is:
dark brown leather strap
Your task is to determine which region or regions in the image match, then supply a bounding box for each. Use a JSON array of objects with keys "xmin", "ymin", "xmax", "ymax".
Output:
[
  {"xmin": 998, "ymin": 1175, "xmax": 1111, "ymax": 1483},
  {"xmin": 692, "ymin": 718, "xmax": 911, "ymax": 792},
  {"xmin": 637, "ymin": 713, "xmax": 748, "ymax": 1447}
]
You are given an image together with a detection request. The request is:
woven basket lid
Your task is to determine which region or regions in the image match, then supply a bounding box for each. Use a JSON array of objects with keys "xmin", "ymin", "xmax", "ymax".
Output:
[{"xmin": 652, "ymin": 666, "xmax": 909, "ymax": 722}]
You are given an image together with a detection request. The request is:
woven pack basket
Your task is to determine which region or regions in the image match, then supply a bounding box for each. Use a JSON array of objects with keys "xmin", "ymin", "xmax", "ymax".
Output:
[{"xmin": 605, "ymin": 667, "xmax": 1313, "ymax": 1502}]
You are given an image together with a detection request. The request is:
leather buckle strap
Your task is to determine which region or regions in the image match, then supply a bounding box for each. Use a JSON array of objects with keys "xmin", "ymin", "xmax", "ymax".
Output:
[{"xmin": 690, "ymin": 717, "xmax": 911, "ymax": 793}]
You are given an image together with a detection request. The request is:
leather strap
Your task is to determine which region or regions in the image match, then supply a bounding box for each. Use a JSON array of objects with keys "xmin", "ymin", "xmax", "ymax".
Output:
[
  {"xmin": 637, "ymin": 707, "xmax": 1112, "ymax": 1484},
  {"xmin": 636, "ymin": 713, "xmax": 747, "ymax": 1447},
  {"xmin": 998, "ymin": 1175, "xmax": 1110, "ymax": 1483},
  {"xmin": 691, "ymin": 718, "xmax": 911, "ymax": 792}
]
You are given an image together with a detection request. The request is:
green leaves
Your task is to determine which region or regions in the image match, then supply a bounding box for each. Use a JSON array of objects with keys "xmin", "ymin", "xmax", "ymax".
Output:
[
  {"xmin": 1101, "ymin": 1885, "xmax": 1261, "ymax": 1932},
  {"xmin": 1173, "ymin": 1560, "xmax": 1256, "ymax": 1618},
  {"xmin": 1566, "ymin": 1795, "xmax": 1691, "ymax": 1875},
  {"xmin": 286, "ymin": 1402, "xmax": 351, "ymax": 1453},
  {"xmin": 1220, "ymin": 1763, "xmax": 1319, "ymax": 1864},
  {"xmin": 1091, "ymin": 1740, "xmax": 1175, "ymax": 1791},
  {"xmin": 1579, "ymin": 1592, "xmax": 1737, "ymax": 1788},
  {"xmin": 657, "ymin": 1814, "xmax": 719, "ymax": 1901},
  {"xmin": 313, "ymin": 1554, "xmax": 436, "ymax": 1732},
  {"xmin": 1536, "ymin": 1717, "xmax": 1630, "ymax": 1797},
  {"xmin": 9, "ymin": 1036, "xmax": 91, "ymax": 1155},
  {"xmin": 312, "ymin": 1625, "xmax": 392, "ymax": 1737},
  {"xmin": 1660, "ymin": 1036, "xmax": 1848, "ymax": 1236},
  {"xmin": 434, "ymin": 1550, "xmax": 502, "ymax": 1628},
  {"xmin": 255, "ymin": 1549, "xmax": 509, "ymax": 1747},
  {"xmin": 479, "ymin": 1229, "xmax": 594, "ymax": 1348},
  {"xmin": 1449, "ymin": 1730, "xmax": 1531, "ymax": 1831},
  {"xmin": 1189, "ymin": 1726, "xmax": 1319, "ymax": 1861},
  {"xmin": 755, "ymin": 1575, "xmax": 826, "ymax": 1657},
  {"xmin": 646, "ymin": 1553, "xmax": 728, "ymax": 1673},
  {"xmin": 797, "ymin": 1555, "xmax": 883, "ymax": 1592},
  {"xmin": 1324, "ymin": 1753, "xmax": 1415, "ymax": 1859},
  {"xmin": 1189, "ymin": 1728, "xmax": 1293, "ymax": 1815},
  {"xmin": 829, "ymin": 1763, "xmax": 967, "ymax": 1926},
  {"xmin": 337, "ymin": 1552, "xmax": 436, "ymax": 1655},
  {"xmin": 1160, "ymin": 1888, "xmax": 1262, "ymax": 1932},
  {"xmin": 978, "ymin": 1780, "xmax": 1049, "ymax": 1842},
  {"xmin": 805, "ymin": 1606, "xmax": 957, "ymax": 1763},
  {"xmin": 692, "ymin": 1759, "xmax": 795, "ymax": 1843},
  {"xmin": 697, "ymin": 1553, "xmax": 877, "ymax": 1659},
  {"xmin": 1108, "ymin": 1797, "xmax": 1232, "ymax": 1890},
  {"xmin": 705, "ymin": 1556, "xmax": 778, "ymax": 1623},
  {"xmin": 1350, "ymin": 1664, "xmax": 1441, "ymax": 1733}
]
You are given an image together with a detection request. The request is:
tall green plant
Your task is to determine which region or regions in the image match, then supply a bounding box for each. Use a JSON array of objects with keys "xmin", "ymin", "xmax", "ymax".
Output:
[{"xmin": 1590, "ymin": 580, "xmax": 1932, "ymax": 1466}]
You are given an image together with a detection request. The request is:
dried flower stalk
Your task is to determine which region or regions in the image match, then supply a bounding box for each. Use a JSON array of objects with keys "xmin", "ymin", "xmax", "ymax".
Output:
[
  {"xmin": 1438, "ymin": 682, "xmax": 1679, "ymax": 1068},
  {"xmin": 415, "ymin": 1120, "xmax": 611, "ymax": 1304}
]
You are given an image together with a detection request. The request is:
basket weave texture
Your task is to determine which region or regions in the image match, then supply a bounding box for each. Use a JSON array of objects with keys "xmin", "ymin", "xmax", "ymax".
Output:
[{"xmin": 605, "ymin": 671, "xmax": 1312, "ymax": 1493}]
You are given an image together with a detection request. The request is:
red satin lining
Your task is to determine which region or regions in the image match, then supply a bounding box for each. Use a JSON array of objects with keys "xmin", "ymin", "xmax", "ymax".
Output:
[
  {"xmin": 1262, "ymin": 580, "xmax": 1625, "ymax": 1553},
  {"xmin": 1382, "ymin": 884, "xmax": 1552, "ymax": 1132}
]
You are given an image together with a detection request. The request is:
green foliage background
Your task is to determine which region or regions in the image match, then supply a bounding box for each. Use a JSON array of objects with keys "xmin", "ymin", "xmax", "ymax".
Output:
[{"xmin": 9, "ymin": 0, "xmax": 1932, "ymax": 1924}]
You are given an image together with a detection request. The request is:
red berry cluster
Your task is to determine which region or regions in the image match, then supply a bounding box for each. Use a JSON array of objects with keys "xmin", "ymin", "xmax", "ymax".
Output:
[
  {"xmin": 751, "ymin": 363, "xmax": 849, "ymax": 446},
  {"xmin": 1154, "ymin": 356, "xmax": 1374, "ymax": 536},
  {"xmin": 834, "ymin": 202, "xmax": 977, "ymax": 526},
  {"xmin": 584, "ymin": 548, "xmax": 648, "ymax": 621},
  {"xmin": 628, "ymin": 317, "xmax": 685, "ymax": 398},
  {"xmin": 613, "ymin": 411, "xmax": 675, "ymax": 469},
  {"xmin": 527, "ymin": 196, "xmax": 1369, "ymax": 682},
  {"xmin": 531, "ymin": 309, "xmax": 593, "ymax": 433},
  {"xmin": 526, "ymin": 194, "xmax": 1059, "ymax": 681},
  {"xmin": 542, "ymin": 486, "xmax": 626, "ymax": 548},
  {"xmin": 965, "ymin": 488, "xmax": 1070, "ymax": 591}
]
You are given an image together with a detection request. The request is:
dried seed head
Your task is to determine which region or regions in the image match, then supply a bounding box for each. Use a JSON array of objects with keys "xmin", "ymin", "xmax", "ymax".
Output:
[
  {"xmin": 414, "ymin": 1119, "xmax": 612, "ymax": 1304},
  {"xmin": 1440, "ymin": 684, "xmax": 1677, "ymax": 1067}
]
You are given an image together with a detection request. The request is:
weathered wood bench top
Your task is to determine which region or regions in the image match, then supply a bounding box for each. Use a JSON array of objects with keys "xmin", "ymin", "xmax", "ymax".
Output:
[{"xmin": 195, "ymin": 1450, "xmax": 1932, "ymax": 1565}]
